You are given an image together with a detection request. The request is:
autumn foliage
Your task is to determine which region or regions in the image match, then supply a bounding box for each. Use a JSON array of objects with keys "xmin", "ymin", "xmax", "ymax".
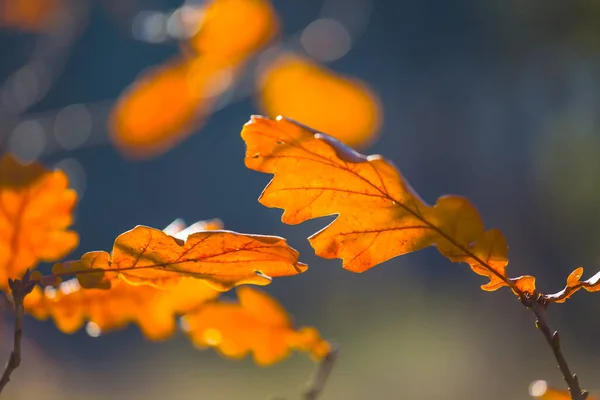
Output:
[
  {"xmin": 0, "ymin": 154, "xmax": 329, "ymax": 375},
  {"xmin": 0, "ymin": 155, "xmax": 78, "ymax": 290},
  {"xmin": 109, "ymin": 0, "xmax": 382, "ymax": 159},
  {"xmin": 241, "ymin": 115, "xmax": 600, "ymax": 306},
  {"xmin": 1, "ymin": 1, "xmax": 599, "ymax": 399},
  {"xmin": 182, "ymin": 286, "xmax": 330, "ymax": 366}
]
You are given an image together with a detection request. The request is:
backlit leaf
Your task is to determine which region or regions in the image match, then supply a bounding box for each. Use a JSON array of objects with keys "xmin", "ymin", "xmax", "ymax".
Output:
[
  {"xmin": 109, "ymin": 56, "xmax": 235, "ymax": 159},
  {"xmin": 542, "ymin": 267, "xmax": 600, "ymax": 303},
  {"xmin": 187, "ymin": 0, "xmax": 279, "ymax": 63},
  {"xmin": 24, "ymin": 277, "xmax": 218, "ymax": 340},
  {"xmin": 0, "ymin": 154, "xmax": 78, "ymax": 289},
  {"xmin": 256, "ymin": 54, "xmax": 382, "ymax": 148},
  {"xmin": 0, "ymin": 0, "xmax": 63, "ymax": 32},
  {"xmin": 242, "ymin": 116, "xmax": 533, "ymax": 295},
  {"xmin": 182, "ymin": 286, "xmax": 330, "ymax": 365},
  {"xmin": 52, "ymin": 225, "xmax": 307, "ymax": 291}
]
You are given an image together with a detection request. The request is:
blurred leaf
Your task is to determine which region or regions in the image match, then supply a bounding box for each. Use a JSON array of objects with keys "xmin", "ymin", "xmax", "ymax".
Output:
[
  {"xmin": 543, "ymin": 267, "xmax": 600, "ymax": 303},
  {"xmin": 109, "ymin": 56, "xmax": 236, "ymax": 159},
  {"xmin": 52, "ymin": 224, "xmax": 307, "ymax": 291},
  {"xmin": 256, "ymin": 54, "xmax": 382, "ymax": 148},
  {"xmin": 187, "ymin": 0, "xmax": 279, "ymax": 63},
  {"xmin": 24, "ymin": 277, "xmax": 219, "ymax": 340},
  {"xmin": 0, "ymin": 0, "xmax": 63, "ymax": 32},
  {"xmin": 182, "ymin": 286, "xmax": 330, "ymax": 365},
  {"xmin": 0, "ymin": 154, "xmax": 78, "ymax": 289},
  {"xmin": 242, "ymin": 116, "xmax": 534, "ymax": 295},
  {"xmin": 529, "ymin": 380, "xmax": 597, "ymax": 400}
]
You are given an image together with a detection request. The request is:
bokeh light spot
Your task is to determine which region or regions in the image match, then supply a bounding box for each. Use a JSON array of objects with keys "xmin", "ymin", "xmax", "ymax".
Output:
[
  {"xmin": 529, "ymin": 380, "xmax": 548, "ymax": 397},
  {"xmin": 132, "ymin": 11, "xmax": 168, "ymax": 43},
  {"xmin": 9, "ymin": 120, "xmax": 46, "ymax": 164},
  {"xmin": 300, "ymin": 18, "xmax": 351, "ymax": 62},
  {"xmin": 54, "ymin": 104, "xmax": 92, "ymax": 150}
]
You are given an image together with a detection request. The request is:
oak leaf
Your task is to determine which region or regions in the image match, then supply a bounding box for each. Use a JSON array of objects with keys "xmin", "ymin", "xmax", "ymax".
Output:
[
  {"xmin": 52, "ymin": 225, "xmax": 307, "ymax": 291},
  {"xmin": 529, "ymin": 380, "xmax": 597, "ymax": 400},
  {"xmin": 181, "ymin": 286, "xmax": 330, "ymax": 365},
  {"xmin": 0, "ymin": 154, "xmax": 78, "ymax": 289},
  {"xmin": 542, "ymin": 267, "xmax": 600, "ymax": 303},
  {"xmin": 242, "ymin": 116, "xmax": 533, "ymax": 295},
  {"xmin": 24, "ymin": 277, "xmax": 219, "ymax": 340},
  {"xmin": 109, "ymin": 56, "xmax": 235, "ymax": 159},
  {"xmin": 256, "ymin": 54, "xmax": 382, "ymax": 148},
  {"xmin": 187, "ymin": 0, "xmax": 279, "ymax": 64}
]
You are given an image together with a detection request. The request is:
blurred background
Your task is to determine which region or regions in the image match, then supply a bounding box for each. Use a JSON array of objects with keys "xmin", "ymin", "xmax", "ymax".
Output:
[{"xmin": 1, "ymin": 0, "xmax": 600, "ymax": 399}]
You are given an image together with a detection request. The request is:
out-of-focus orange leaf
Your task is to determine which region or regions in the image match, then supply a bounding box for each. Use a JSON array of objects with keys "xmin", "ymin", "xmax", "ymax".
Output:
[
  {"xmin": 0, "ymin": 154, "xmax": 78, "ymax": 289},
  {"xmin": 182, "ymin": 286, "xmax": 330, "ymax": 365},
  {"xmin": 542, "ymin": 267, "xmax": 600, "ymax": 303},
  {"xmin": 187, "ymin": 0, "xmax": 279, "ymax": 64},
  {"xmin": 24, "ymin": 277, "xmax": 218, "ymax": 340},
  {"xmin": 0, "ymin": 0, "xmax": 63, "ymax": 32},
  {"xmin": 52, "ymin": 225, "xmax": 307, "ymax": 291},
  {"xmin": 529, "ymin": 380, "xmax": 597, "ymax": 400},
  {"xmin": 256, "ymin": 54, "xmax": 382, "ymax": 148},
  {"xmin": 242, "ymin": 116, "xmax": 533, "ymax": 295},
  {"xmin": 109, "ymin": 56, "xmax": 236, "ymax": 159}
]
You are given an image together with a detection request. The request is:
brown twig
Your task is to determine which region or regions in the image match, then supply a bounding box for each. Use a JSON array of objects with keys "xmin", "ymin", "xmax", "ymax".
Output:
[
  {"xmin": 527, "ymin": 297, "xmax": 588, "ymax": 400},
  {"xmin": 303, "ymin": 344, "xmax": 338, "ymax": 400},
  {"xmin": 0, "ymin": 272, "xmax": 36, "ymax": 396}
]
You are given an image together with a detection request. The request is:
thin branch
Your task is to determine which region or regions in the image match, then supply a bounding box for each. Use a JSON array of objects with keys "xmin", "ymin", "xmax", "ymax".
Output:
[
  {"xmin": 0, "ymin": 273, "xmax": 36, "ymax": 396},
  {"xmin": 0, "ymin": 289, "xmax": 24, "ymax": 394},
  {"xmin": 528, "ymin": 298, "xmax": 588, "ymax": 400},
  {"xmin": 303, "ymin": 344, "xmax": 338, "ymax": 400}
]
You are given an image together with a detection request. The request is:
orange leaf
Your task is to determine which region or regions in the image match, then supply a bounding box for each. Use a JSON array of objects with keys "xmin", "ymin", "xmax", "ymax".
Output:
[
  {"xmin": 0, "ymin": 154, "xmax": 78, "ymax": 289},
  {"xmin": 529, "ymin": 380, "xmax": 597, "ymax": 400},
  {"xmin": 0, "ymin": 0, "xmax": 63, "ymax": 32},
  {"xmin": 542, "ymin": 267, "xmax": 600, "ymax": 303},
  {"xmin": 187, "ymin": 0, "xmax": 279, "ymax": 64},
  {"xmin": 52, "ymin": 225, "xmax": 307, "ymax": 291},
  {"xmin": 24, "ymin": 277, "xmax": 219, "ymax": 340},
  {"xmin": 181, "ymin": 286, "xmax": 330, "ymax": 365},
  {"xmin": 109, "ymin": 56, "xmax": 236, "ymax": 159},
  {"xmin": 242, "ymin": 116, "xmax": 533, "ymax": 295},
  {"xmin": 256, "ymin": 54, "xmax": 382, "ymax": 148}
]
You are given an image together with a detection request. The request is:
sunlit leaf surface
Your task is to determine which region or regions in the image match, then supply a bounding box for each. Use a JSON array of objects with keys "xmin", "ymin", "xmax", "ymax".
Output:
[
  {"xmin": 52, "ymin": 225, "xmax": 307, "ymax": 291},
  {"xmin": 242, "ymin": 115, "xmax": 533, "ymax": 295}
]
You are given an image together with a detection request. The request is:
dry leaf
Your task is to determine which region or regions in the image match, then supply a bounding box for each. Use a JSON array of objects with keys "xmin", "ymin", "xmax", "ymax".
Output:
[
  {"xmin": 257, "ymin": 54, "xmax": 382, "ymax": 148},
  {"xmin": 182, "ymin": 286, "xmax": 330, "ymax": 365},
  {"xmin": 0, "ymin": 154, "xmax": 78, "ymax": 289},
  {"xmin": 187, "ymin": 0, "xmax": 279, "ymax": 63},
  {"xmin": 109, "ymin": 56, "xmax": 235, "ymax": 159},
  {"xmin": 543, "ymin": 267, "xmax": 600, "ymax": 303},
  {"xmin": 0, "ymin": 0, "xmax": 63, "ymax": 32},
  {"xmin": 24, "ymin": 277, "xmax": 218, "ymax": 340},
  {"xmin": 52, "ymin": 225, "xmax": 307, "ymax": 291},
  {"xmin": 242, "ymin": 115, "xmax": 533, "ymax": 295}
]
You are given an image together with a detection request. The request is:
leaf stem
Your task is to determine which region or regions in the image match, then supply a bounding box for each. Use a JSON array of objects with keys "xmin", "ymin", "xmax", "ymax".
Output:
[
  {"xmin": 0, "ymin": 287, "xmax": 25, "ymax": 395},
  {"xmin": 0, "ymin": 272, "xmax": 36, "ymax": 396},
  {"xmin": 303, "ymin": 344, "xmax": 338, "ymax": 400},
  {"xmin": 528, "ymin": 298, "xmax": 588, "ymax": 400}
]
